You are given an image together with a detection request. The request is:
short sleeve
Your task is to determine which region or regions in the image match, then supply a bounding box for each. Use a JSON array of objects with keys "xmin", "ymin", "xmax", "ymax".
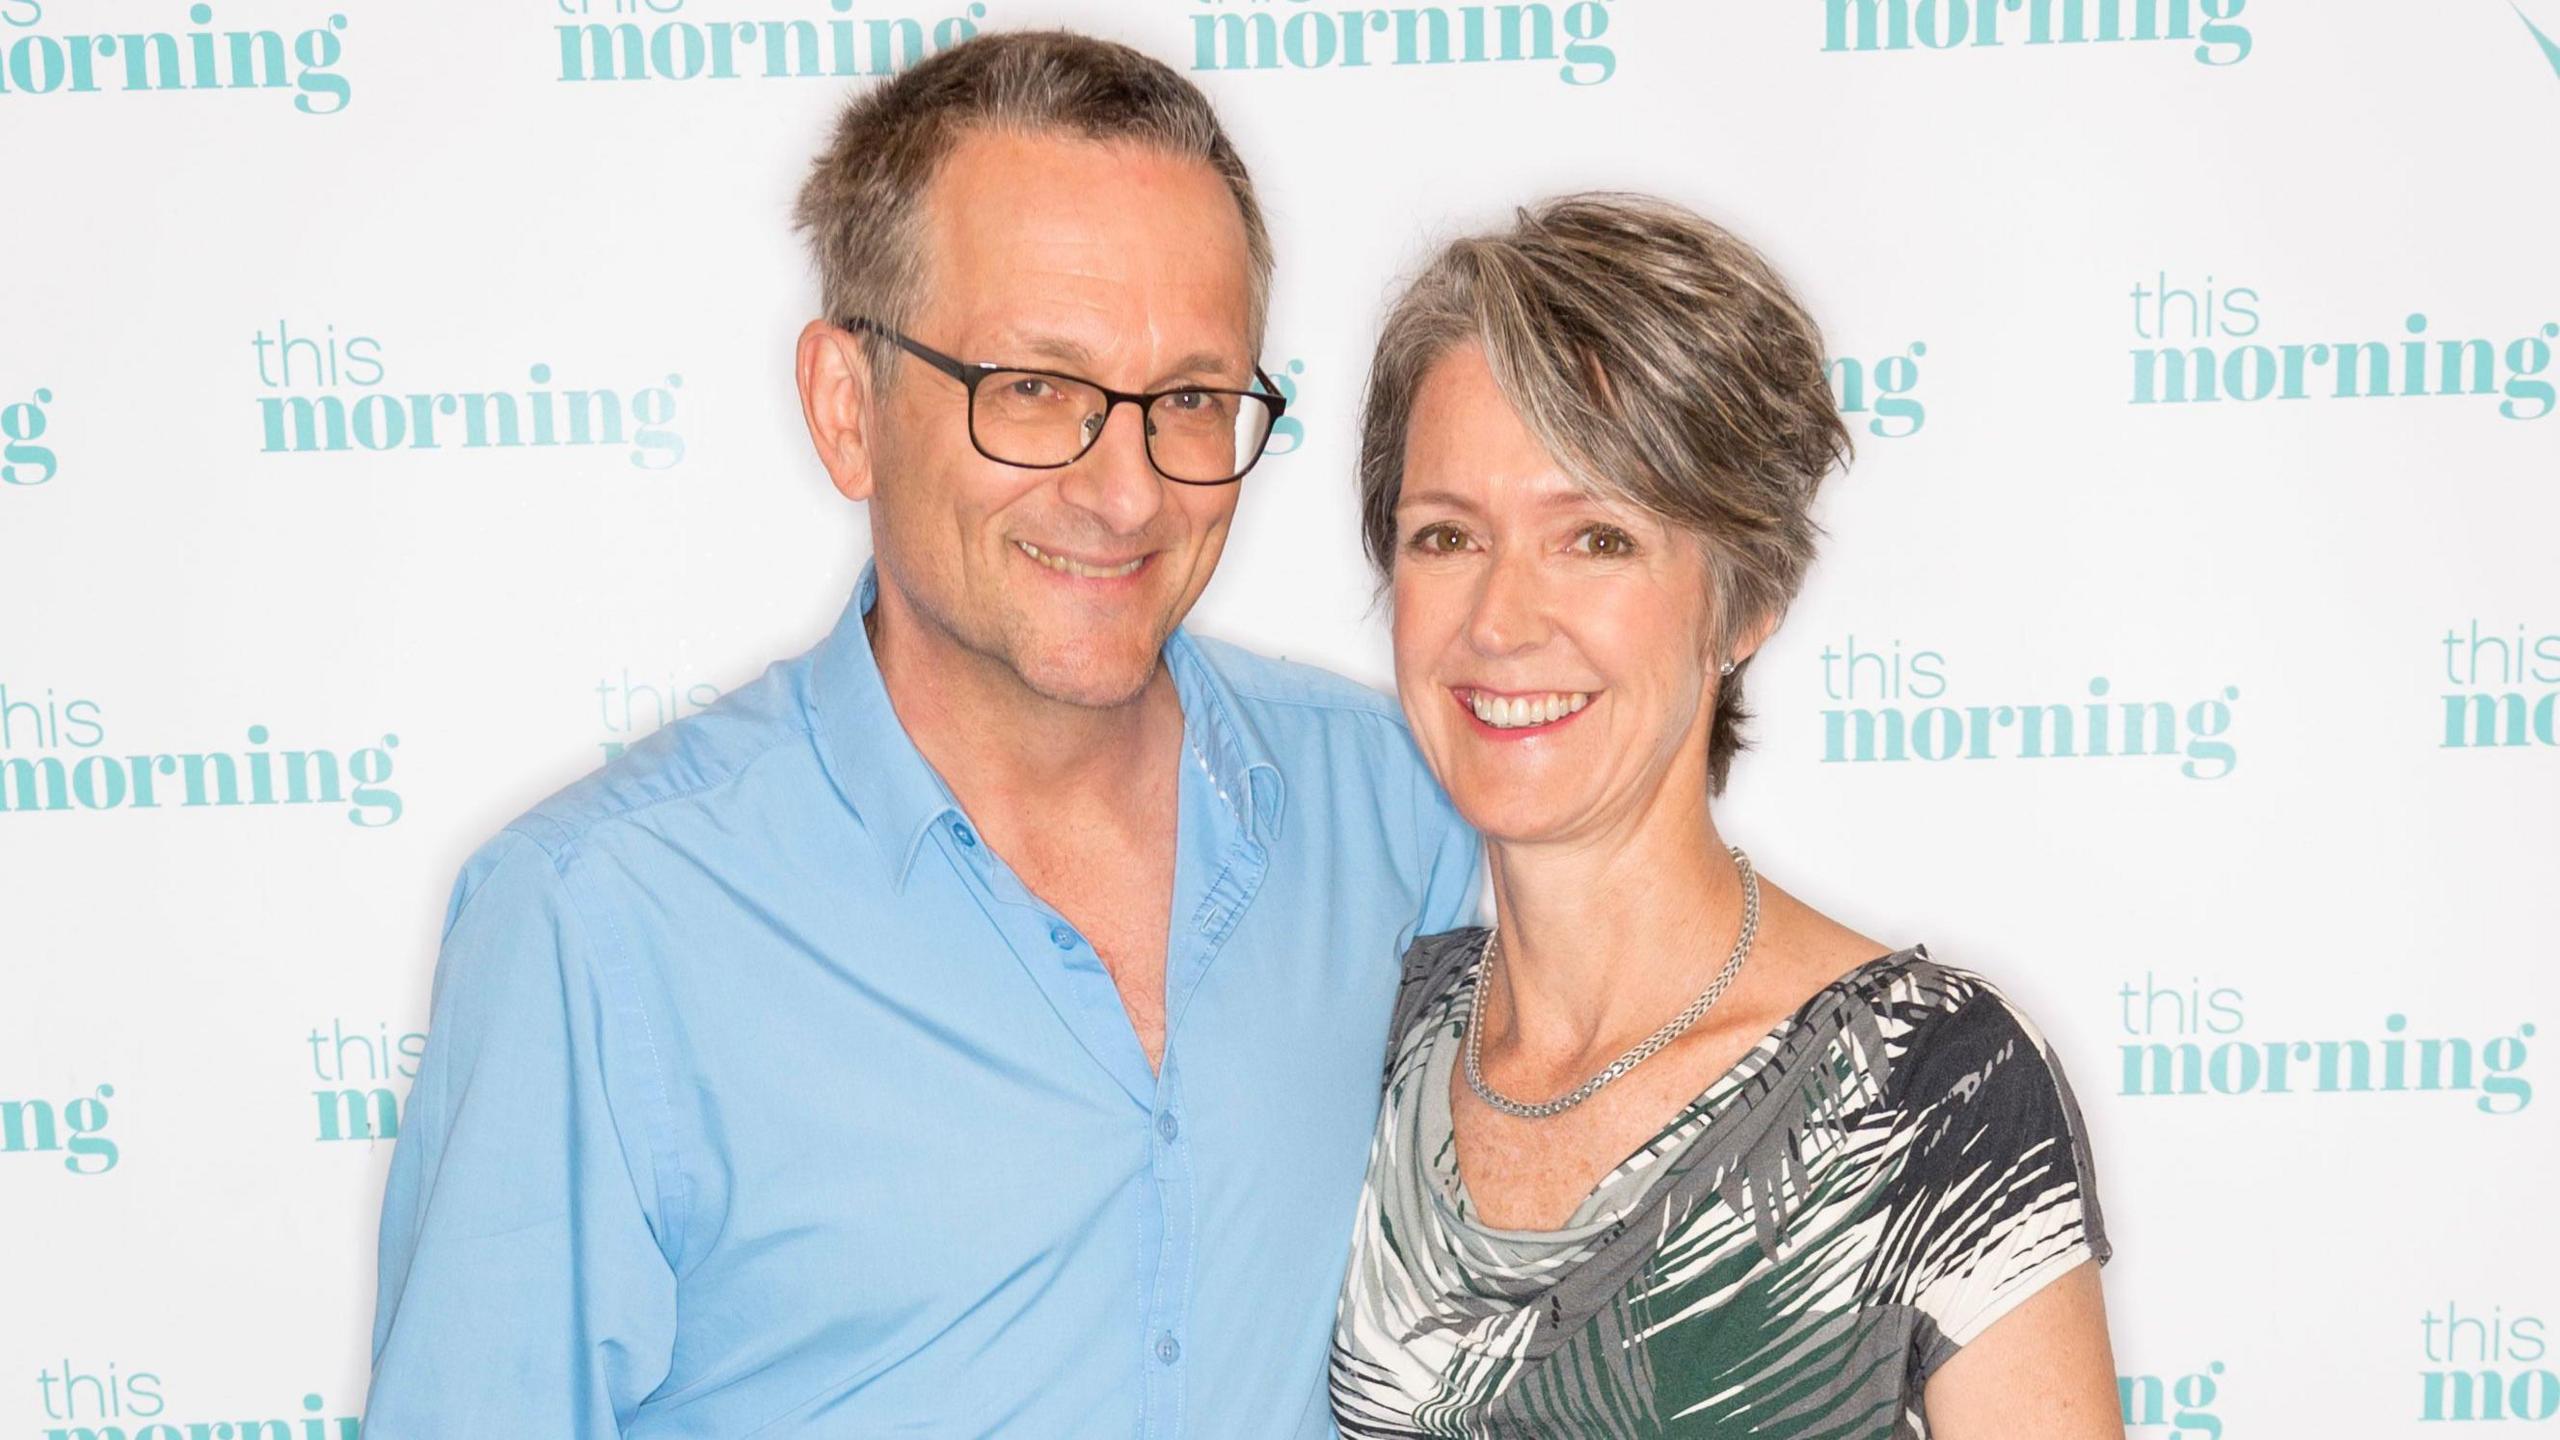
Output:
[{"xmin": 1889, "ymin": 978, "xmax": 2111, "ymax": 1384}]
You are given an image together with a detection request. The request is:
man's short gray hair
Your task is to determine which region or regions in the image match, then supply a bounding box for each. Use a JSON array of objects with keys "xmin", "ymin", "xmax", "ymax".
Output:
[
  {"xmin": 1357, "ymin": 193, "xmax": 1852, "ymax": 794},
  {"xmin": 794, "ymin": 29, "xmax": 1274, "ymax": 384}
]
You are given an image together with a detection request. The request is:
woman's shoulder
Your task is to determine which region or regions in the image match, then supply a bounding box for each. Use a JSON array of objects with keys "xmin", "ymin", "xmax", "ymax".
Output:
[
  {"xmin": 1832, "ymin": 947, "xmax": 2060, "ymax": 1044},
  {"xmin": 1836, "ymin": 948, "xmax": 2099, "ymax": 1147},
  {"xmin": 1777, "ymin": 946, "xmax": 2079, "ymax": 1112},
  {"xmin": 1391, "ymin": 926, "xmax": 1489, "ymax": 1033},
  {"xmin": 1851, "ymin": 951, "xmax": 2118, "ymax": 1307}
]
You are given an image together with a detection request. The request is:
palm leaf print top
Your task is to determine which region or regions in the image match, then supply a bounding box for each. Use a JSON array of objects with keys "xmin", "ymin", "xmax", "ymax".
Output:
[{"xmin": 1330, "ymin": 931, "xmax": 2110, "ymax": 1439}]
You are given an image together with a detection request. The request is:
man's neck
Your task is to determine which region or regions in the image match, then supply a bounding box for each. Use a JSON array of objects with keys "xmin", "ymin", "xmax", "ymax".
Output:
[{"xmin": 865, "ymin": 582, "xmax": 1183, "ymax": 825}]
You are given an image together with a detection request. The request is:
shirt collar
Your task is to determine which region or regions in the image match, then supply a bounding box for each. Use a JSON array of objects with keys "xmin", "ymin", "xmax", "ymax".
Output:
[
  {"xmin": 807, "ymin": 562, "xmax": 965, "ymax": 890},
  {"xmin": 1163, "ymin": 627, "xmax": 1289, "ymax": 845},
  {"xmin": 808, "ymin": 561, "xmax": 1287, "ymax": 891}
]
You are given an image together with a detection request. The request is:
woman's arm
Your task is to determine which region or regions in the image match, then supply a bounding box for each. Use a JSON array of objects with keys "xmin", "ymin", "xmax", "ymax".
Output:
[{"xmin": 1921, "ymin": 1258, "xmax": 2119, "ymax": 1439}]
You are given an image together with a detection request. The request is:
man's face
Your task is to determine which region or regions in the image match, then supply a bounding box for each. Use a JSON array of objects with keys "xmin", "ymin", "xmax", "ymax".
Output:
[{"xmin": 861, "ymin": 127, "xmax": 1257, "ymax": 711}]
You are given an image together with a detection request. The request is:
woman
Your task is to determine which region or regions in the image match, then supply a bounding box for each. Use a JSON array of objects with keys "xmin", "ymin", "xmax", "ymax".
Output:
[{"xmin": 1330, "ymin": 194, "xmax": 2119, "ymax": 1438}]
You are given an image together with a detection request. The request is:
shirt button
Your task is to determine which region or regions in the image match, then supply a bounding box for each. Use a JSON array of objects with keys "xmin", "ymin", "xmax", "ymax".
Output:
[
  {"xmin": 1049, "ymin": 924, "xmax": 1077, "ymax": 950},
  {"xmin": 1154, "ymin": 1333, "xmax": 1181, "ymax": 1366},
  {"xmin": 951, "ymin": 820, "xmax": 977, "ymax": 848},
  {"xmin": 1156, "ymin": 1111, "xmax": 1180, "ymax": 1143}
]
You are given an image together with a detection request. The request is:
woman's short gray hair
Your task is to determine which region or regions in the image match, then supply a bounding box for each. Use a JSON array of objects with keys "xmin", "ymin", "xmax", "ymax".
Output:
[
  {"xmin": 795, "ymin": 29, "xmax": 1274, "ymax": 384},
  {"xmin": 1357, "ymin": 193, "xmax": 1852, "ymax": 794}
]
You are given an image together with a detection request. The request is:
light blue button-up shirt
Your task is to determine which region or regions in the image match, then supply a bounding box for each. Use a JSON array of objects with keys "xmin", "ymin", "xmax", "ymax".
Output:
[{"xmin": 368, "ymin": 564, "xmax": 1482, "ymax": 1437}]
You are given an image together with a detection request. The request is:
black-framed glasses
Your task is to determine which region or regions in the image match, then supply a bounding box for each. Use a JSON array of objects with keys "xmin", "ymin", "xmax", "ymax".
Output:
[{"xmin": 843, "ymin": 317, "xmax": 1287, "ymax": 486}]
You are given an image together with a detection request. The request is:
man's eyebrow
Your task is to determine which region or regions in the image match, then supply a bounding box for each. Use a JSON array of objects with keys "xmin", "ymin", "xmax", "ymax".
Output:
[
  {"xmin": 987, "ymin": 336, "xmax": 1248, "ymax": 388},
  {"xmin": 1159, "ymin": 351, "xmax": 1250, "ymax": 387},
  {"xmin": 998, "ymin": 333, "xmax": 1100, "ymax": 369}
]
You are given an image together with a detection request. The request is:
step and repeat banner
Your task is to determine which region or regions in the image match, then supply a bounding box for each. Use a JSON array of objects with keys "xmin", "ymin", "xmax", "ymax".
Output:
[{"xmin": 4, "ymin": 0, "xmax": 2556, "ymax": 1435}]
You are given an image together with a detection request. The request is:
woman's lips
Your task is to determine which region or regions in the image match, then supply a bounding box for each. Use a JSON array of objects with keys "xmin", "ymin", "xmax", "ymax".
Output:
[{"xmin": 1451, "ymin": 686, "xmax": 1596, "ymax": 738}]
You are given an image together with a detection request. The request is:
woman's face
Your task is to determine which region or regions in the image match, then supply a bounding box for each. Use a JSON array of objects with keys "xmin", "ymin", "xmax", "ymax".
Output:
[{"xmin": 1391, "ymin": 343, "xmax": 1733, "ymax": 848}]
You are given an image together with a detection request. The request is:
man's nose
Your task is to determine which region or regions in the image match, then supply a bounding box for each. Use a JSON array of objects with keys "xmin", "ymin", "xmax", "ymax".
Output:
[{"xmin": 1055, "ymin": 399, "xmax": 1168, "ymax": 537}]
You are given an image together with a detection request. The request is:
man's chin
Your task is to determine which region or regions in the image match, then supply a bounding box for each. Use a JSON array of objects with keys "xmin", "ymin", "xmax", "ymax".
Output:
[{"xmin": 1008, "ymin": 640, "xmax": 1169, "ymax": 712}]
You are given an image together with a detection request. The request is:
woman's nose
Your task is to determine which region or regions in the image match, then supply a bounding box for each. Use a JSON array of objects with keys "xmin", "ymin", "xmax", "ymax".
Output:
[{"xmin": 1465, "ymin": 547, "xmax": 1553, "ymax": 658}]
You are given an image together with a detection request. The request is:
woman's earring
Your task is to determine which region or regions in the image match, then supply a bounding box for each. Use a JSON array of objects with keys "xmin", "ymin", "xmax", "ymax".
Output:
[{"xmin": 1718, "ymin": 659, "xmax": 1736, "ymax": 677}]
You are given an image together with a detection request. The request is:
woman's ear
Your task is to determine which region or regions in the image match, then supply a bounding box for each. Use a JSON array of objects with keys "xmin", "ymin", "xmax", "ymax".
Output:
[
  {"xmin": 796, "ymin": 319, "xmax": 879, "ymax": 503},
  {"xmin": 1696, "ymin": 547, "xmax": 1780, "ymax": 672},
  {"xmin": 1728, "ymin": 607, "xmax": 1782, "ymax": 669}
]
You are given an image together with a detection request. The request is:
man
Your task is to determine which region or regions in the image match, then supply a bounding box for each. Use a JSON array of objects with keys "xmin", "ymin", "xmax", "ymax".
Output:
[{"xmin": 366, "ymin": 29, "xmax": 1480, "ymax": 1439}]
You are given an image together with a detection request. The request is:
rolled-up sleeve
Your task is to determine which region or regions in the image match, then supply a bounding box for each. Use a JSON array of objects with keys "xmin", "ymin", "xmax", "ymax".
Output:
[{"xmin": 368, "ymin": 832, "xmax": 678, "ymax": 1438}]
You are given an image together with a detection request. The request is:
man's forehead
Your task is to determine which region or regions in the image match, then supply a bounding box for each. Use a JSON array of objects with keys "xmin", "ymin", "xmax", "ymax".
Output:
[
  {"xmin": 912, "ymin": 129, "xmax": 1257, "ymax": 373},
  {"xmin": 922, "ymin": 127, "xmax": 1247, "ymax": 256}
]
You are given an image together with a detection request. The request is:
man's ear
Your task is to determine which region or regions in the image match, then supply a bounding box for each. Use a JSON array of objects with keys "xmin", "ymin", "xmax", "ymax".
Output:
[{"xmin": 797, "ymin": 319, "xmax": 879, "ymax": 503}]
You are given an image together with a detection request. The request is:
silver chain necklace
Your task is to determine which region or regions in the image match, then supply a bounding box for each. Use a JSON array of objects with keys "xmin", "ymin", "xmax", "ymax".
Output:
[{"xmin": 1464, "ymin": 845, "xmax": 1761, "ymax": 1120}]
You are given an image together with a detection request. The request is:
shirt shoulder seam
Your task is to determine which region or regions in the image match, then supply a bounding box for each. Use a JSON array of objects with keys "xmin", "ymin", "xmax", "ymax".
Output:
[
  {"xmin": 1181, "ymin": 636, "xmax": 1409, "ymax": 723},
  {"xmin": 503, "ymin": 723, "xmax": 816, "ymax": 860},
  {"xmin": 1222, "ymin": 681, "xmax": 1412, "ymax": 728}
]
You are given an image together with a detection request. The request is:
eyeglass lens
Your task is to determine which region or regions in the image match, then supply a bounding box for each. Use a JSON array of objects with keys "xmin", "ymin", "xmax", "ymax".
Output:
[{"xmin": 972, "ymin": 372, "xmax": 1276, "ymax": 482}]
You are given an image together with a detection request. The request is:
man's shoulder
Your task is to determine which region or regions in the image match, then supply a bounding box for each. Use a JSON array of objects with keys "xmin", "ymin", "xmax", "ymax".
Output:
[
  {"xmin": 1182, "ymin": 633, "xmax": 1410, "ymax": 730},
  {"xmin": 502, "ymin": 654, "xmax": 818, "ymax": 862}
]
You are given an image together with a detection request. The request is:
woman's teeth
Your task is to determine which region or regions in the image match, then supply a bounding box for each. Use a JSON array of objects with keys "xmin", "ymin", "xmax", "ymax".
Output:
[
  {"xmin": 1016, "ymin": 540, "xmax": 1145, "ymax": 579},
  {"xmin": 1468, "ymin": 691, "xmax": 1590, "ymax": 729}
]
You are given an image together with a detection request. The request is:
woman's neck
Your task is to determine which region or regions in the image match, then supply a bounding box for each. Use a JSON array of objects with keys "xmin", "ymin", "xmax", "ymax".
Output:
[{"xmin": 1481, "ymin": 786, "xmax": 1748, "ymax": 1062}]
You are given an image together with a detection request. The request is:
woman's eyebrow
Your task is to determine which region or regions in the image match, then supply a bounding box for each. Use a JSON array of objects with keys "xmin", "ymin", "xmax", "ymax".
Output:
[{"xmin": 1395, "ymin": 488, "xmax": 1482, "ymax": 514}]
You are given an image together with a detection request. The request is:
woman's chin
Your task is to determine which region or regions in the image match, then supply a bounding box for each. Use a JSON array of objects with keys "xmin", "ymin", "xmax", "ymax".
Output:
[{"xmin": 1444, "ymin": 786, "xmax": 1597, "ymax": 850}]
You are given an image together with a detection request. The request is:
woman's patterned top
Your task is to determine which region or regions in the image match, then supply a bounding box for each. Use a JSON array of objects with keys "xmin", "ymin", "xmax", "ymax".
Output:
[{"xmin": 1331, "ymin": 931, "xmax": 2110, "ymax": 1438}]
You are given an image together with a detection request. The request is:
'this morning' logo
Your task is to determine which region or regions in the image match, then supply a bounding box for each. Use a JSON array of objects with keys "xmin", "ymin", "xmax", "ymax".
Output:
[
  {"xmin": 2128, "ymin": 275, "xmax": 2558, "ymax": 421},
  {"xmin": 0, "ymin": 2, "xmax": 350, "ymax": 113},
  {"xmin": 2122, "ymin": 1362, "xmax": 2223, "ymax": 1439},
  {"xmin": 2116, "ymin": 973, "xmax": 2536, "ymax": 1115},
  {"xmin": 1823, "ymin": 0, "xmax": 2251, "ymax": 66},
  {"xmin": 252, "ymin": 321, "xmax": 687, "ymax": 470},
  {"xmin": 2521, "ymin": 2, "xmax": 2560, "ymax": 84},
  {"xmin": 2423, "ymin": 1303, "xmax": 2555, "ymax": 1422},
  {"xmin": 1818, "ymin": 637, "xmax": 2239, "ymax": 778},
  {"xmin": 1265, "ymin": 358, "xmax": 1307, "ymax": 455},
  {"xmin": 3, "ymin": 384, "xmax": 55, "ymax": 485},
  {"xmin": 2441, "ymin": 620, "xmax": 2560, "ymax": 750},
  {"xmin": 309, "ymin": 1018, "xmax": 425, "ymax": 1143},
  {"xmin": 0, "ymin": 684, "xmax": 404, "ymax": 826},
  {"xmin": 1, "ymin": 1082, "xmax": 116, "ymax": 1175},
  {"xmin": 555, "ymin": 0, "xmax": 984, "ymax": 83},
  {"xmin": 1830, "ymin": 343, "xmax": 1927, "ymax": 439},
  {"xmin": 596, "ymin": 670, "xmax": 725, "ymax": 762},
  {"xmin": 1189, "ymin": 0, "xmax": 1617, "ymax": 86},
  {"xmin": 35, "ymin": 1364, "xmax": 361, "ymax": 1440}
]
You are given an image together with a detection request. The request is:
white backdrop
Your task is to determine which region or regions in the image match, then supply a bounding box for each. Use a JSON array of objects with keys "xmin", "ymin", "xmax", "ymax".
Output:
[{"xmin": 5, "ymin": 1, "xmax": 2558, "ymax": 1435}]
